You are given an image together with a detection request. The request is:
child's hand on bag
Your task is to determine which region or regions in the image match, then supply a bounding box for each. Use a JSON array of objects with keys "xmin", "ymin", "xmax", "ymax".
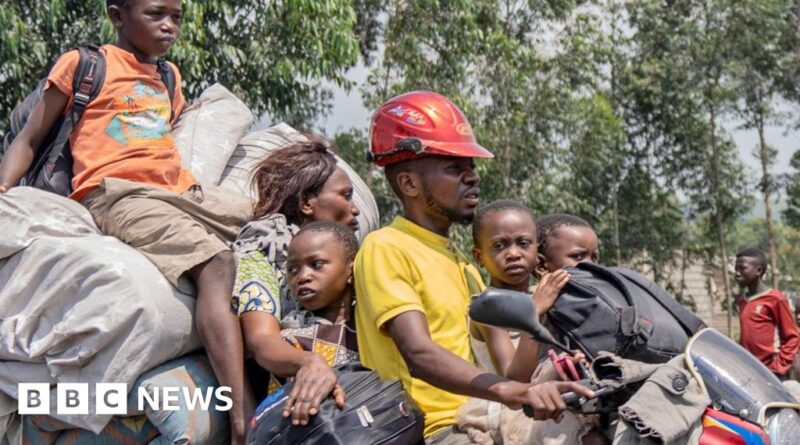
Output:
[
  {"xmin": 571, "ymin": 351, "xmax": 590, "ymax": 370},
  {"xmin": 532, "ymin": 269, "xmax": 570, "ymax": 316}
]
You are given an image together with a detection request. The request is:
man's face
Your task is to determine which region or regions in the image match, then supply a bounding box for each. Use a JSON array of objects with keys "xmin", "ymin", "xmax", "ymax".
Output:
[
  {"xmin": 418, "ymin": 156, "xmax": 481, "ymax": 225},
  {"xmin": 735, "ymin": 256, "xmax": 762, "ymax": 287}
]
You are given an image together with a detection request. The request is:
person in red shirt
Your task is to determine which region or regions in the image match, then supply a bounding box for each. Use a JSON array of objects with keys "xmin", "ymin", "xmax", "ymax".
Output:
[{"xmin": 735, "ymin": 247, "xmax": 800, "ymax": 380}]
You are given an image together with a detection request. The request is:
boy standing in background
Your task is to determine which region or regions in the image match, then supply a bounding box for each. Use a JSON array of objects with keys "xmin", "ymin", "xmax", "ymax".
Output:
[{"xmin": 735, "ymin": 248, "xmax": 800, "ymax": 380}]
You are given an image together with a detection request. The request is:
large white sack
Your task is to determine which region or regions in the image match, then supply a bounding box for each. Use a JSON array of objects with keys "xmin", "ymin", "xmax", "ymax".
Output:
[
  {"xmin": 218, "ymin": 123, "xmax": 380, "ymax": 239},
  {"xmin": 0, "ymin": 187, "xmax": 200, "ymax": 433},
  {"xmin": 172, "ymin": 83, "xmax": 254, "ymax": 187},
  {"xmin": 218, "ymin": 123, "xmax": 307, "ymax": 194}
]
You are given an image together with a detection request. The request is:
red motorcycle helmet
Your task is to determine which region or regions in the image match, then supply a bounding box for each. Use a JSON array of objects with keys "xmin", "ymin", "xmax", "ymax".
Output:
[{"xmin": 368, "ymin": 90, "xmax": 494, "ymax": 167}]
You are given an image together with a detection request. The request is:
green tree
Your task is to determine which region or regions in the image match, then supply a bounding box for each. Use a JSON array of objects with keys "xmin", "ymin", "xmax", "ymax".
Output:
[
  {"xmin": 352, "ymin": 0, "xmax": 691, "ymax": 279},
  {"xmin": 624, "ymin": 0, "xmax": 752, "ymax": 334},
  {"xmin": 0, "ymin": 0, "xmax": 361, "ymax": 141},
  {"xmin": 784, "ymin": 150, "xmax": 800, "ymax": 229},
  {"xmin": 728, "ymin": 0, "xmax": 796, "ymax": 289}
]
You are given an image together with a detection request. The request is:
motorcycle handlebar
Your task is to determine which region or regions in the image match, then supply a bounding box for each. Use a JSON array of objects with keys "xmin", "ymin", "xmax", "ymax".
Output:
[
  {"xmin": 561, "ymin": 391, "xmax": 582, "ymax": 407},
  {"xmin": 521, "ymin": 391, "xmax": 582, "ymax": 418}
]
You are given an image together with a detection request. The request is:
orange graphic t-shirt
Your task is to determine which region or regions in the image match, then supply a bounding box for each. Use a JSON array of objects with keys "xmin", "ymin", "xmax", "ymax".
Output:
[{"xmin": 47, "ymin": 44, "xmax": 196, "ymax": 201}]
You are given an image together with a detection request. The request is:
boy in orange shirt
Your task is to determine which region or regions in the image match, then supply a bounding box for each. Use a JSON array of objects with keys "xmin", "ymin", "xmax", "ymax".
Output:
[{"xmin": 0, "ymin": 1, "xmax": 253, "ymax": 442}]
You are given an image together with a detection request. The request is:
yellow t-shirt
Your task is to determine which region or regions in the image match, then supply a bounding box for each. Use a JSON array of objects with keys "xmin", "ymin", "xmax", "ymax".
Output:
[{"xmin": 354, "ymin": 216, "xmax": 484, "ymax": 437}]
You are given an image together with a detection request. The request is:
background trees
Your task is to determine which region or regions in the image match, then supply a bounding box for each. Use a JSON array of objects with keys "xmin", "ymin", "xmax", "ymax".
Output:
[
  {"xmin": 2, "ymin": 0, "xmax": 799, "ymax": 307},
  {"xmin": 0, "ymin": 0, "xmax": 361, "ymax": 133}
]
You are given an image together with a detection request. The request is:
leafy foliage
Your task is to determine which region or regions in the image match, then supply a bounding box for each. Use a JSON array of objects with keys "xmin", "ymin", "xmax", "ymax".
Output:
[
  {"xmin": 784, "ymin": 150, "xmax": 800, "ymax": 229},
  {"xmin": 4, "ymin": 0, "xmax": 799, "ymax": 293},
  {"xmin": 0, "ymin": 0, "xmax": 362, "ymax": 139}
]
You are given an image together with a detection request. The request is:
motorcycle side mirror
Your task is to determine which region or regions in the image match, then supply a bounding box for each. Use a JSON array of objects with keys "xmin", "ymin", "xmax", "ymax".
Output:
[{"xmin": 469, "ymin": 287, "xmax": 572, "ymax": 354}]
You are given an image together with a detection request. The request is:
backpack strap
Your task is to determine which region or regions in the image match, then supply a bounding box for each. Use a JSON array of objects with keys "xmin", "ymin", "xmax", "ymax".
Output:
[
  {"xmin": 45, "ymin": 45, "xmax": 106, "ymax": 166},
  {"xmin": 156, "ymin": 60, "xmax": 177, "ymax": 121},
  {"xmin": 612, "ymin": 267, "xmax": 706, "ymax": 335}
]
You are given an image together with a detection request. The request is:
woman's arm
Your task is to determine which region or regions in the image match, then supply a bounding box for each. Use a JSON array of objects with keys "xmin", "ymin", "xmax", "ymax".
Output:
[
  {"xmin": 241, "ymin": 311, "xmax": 323, "ymax": 378},
  {"xmin": 242, "ymin": 311, "xmax": 339, "ymax": 426}
]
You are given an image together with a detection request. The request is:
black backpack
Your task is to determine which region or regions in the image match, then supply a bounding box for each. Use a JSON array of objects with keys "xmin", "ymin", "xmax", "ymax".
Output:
[
  {"xmin": 547, "ymin": 262, "xmax": 705, "ymax": 364},
  {"xmin": 247, "ymin": 363, "xmax": 425, "ymax": 445},
  {"xmin": 4, "ymin": 45, "xmax": 176, "ymax": 196}
]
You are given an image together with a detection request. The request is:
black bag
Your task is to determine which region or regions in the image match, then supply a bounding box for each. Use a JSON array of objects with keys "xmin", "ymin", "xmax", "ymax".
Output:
[
  {"xmin": 5, "ymin": 45, "xmax": 177, "ymax": 196},
  {"xmin": 247, "ymin": 363, "xmax": 424, "ymax": 445},
  {"xmin": 547, "ymin": 262, "xmax": 705, "ymax": 363}
]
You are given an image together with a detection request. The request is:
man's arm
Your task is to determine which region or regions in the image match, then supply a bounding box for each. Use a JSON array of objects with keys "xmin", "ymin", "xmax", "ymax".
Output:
[
  {"xmin": 774, "ymin": 296, "xmax": 800, "ymax": 373},
  {"xmin": 0, "ymin": 87, "xmax": 70, "ymax": 192},
  {"xmin": 385, "ymin": 310, "xmax": 592, "ymax": 419}
]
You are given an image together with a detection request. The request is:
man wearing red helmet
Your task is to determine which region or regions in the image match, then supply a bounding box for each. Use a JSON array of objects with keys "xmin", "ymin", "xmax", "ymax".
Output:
[{"xmin": 354, "ymin": 91, "xmax": 592, "ymax": 443}]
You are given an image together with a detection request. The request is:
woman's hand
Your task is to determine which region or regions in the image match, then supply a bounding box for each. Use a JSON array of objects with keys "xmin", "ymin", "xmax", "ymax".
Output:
[
  {"xmin": 282, "ymin": 355, "xmax": 341, "ymax": 426},
  {"xmin": 532, "ymin": 269, "xmax": 570, "ymax": 316}
]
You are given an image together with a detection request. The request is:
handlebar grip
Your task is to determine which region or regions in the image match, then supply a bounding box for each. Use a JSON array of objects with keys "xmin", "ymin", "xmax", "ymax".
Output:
[
  {"xmin": 522, "ymin": 404, "xmax": 534, "ymax": 418},
  {"xmin": 523, "ymin": 391, "xmax": 580, "ymax": 418},
  {"xmin": 561, "ymin": 391, "xmax": 581, "ymax": 407}
]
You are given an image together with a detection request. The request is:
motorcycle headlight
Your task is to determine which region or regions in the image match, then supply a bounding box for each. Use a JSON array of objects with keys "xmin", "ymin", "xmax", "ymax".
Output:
[{"xmin": 767, "ymin": 409, "xmax": 800, "ymax": 445}]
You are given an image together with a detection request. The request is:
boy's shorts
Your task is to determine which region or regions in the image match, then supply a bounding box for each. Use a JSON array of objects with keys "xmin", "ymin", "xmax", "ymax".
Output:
[{"xmin": 82, "ymin": 178, "xmax": 253, "ymax": 292}]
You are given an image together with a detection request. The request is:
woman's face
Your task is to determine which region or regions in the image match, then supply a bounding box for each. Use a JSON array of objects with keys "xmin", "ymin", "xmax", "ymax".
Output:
[{"xmin": 302, "ymin": 167, "xmax": 361, "ymax": 231}]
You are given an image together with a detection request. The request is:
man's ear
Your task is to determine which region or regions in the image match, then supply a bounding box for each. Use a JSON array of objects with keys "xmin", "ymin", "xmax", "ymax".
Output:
[
  {"xmin": 108, "ymin": 5, "xmax": 124, "ymax": 28},
  {"xmin": 472, "ymin": 246, "xmax": 483, "ymax": 267},
  {"xmin": 534, "ymin": 253, "xmax": 548, "ymax": 279},
  {"xmin": 395, "ymin": 171, "xmax": 421, "ymax": 199}
]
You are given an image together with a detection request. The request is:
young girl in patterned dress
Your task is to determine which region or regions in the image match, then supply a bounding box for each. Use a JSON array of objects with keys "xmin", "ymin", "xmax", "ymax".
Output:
[{"xmin": 247, "ymin": 221, "xmax": 360, "ymax": 427}]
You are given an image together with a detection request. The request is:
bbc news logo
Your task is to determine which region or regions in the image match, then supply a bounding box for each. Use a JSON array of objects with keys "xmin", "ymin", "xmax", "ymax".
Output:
[{"xmin": 18, "ymin": 383, "xmax": 233, "ymax": 415}]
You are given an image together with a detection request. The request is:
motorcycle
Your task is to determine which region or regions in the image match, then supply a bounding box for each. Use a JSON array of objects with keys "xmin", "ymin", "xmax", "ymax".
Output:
[{"xmin": 469, "ymin": 288, "xmax": 800, "ymax": 444}]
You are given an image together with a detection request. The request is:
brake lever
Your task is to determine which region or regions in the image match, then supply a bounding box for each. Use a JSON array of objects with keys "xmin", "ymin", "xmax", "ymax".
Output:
[{"xmin": 548, "ymin": 349, "xmax": 582, "ymax": 382}]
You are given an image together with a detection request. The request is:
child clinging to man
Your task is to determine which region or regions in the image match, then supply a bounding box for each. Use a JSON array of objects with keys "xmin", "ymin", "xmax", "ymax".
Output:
[
  {"xmin": 0, "ymin": 1, "xmax": 253, "ymax": 442},
  {"xmin": 470, "ymin": 200, "xmax": 571, "ymax": 382},
  {"xmin": 535, "ymin": 213, "xmax": 600, "ymax": 275},
  {"xmin": 248, "ymin": 221, "xmax": 360, "ymax": 426},
  {"xmin": 460, "ymin": 204, "xmax": 607, "ymax": 445}
]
